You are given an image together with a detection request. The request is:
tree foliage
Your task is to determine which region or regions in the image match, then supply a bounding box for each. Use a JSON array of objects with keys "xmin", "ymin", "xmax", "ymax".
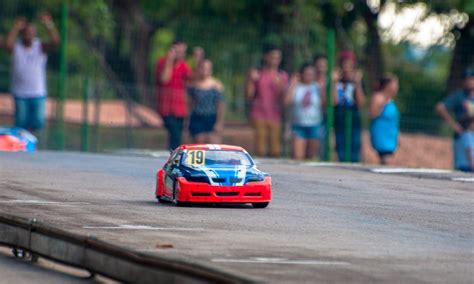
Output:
[{"xmin": 0, "ymin": 0, "xmax": 472, "ymax": 133}]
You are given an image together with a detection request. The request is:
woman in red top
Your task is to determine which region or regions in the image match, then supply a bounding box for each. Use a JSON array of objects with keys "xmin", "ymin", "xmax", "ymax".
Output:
[{"xmin": 155, "ymin": 40, "xmax": 192, "ymax": 150}]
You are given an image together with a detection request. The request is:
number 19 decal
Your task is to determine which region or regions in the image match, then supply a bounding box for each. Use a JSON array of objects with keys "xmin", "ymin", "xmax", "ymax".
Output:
[{"xmin": 187, "ymin": 150, "xmax": 205, "ymax": 166}]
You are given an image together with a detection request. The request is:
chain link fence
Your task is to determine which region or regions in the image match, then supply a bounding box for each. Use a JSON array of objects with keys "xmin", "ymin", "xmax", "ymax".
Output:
[{"xmin": 0, "ymin": 1, "xmax": 471, "ymax": 170}]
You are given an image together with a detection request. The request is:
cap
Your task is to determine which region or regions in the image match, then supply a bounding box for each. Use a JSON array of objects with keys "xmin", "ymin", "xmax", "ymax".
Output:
[{"xmin": 339, "ymin": 50, "xmax": 357, "ymax": 64}]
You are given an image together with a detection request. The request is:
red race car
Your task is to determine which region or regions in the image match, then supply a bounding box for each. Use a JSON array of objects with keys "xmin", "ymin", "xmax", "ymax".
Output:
[{"xmin": 155, "ymin": 144, "xmax": 271, "ymax": 208}]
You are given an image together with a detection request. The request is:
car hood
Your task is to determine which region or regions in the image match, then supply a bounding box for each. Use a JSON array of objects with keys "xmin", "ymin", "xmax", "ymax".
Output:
[{"xmin": 181, "ymin": 165, "xmax": 267, "ymax": 186}]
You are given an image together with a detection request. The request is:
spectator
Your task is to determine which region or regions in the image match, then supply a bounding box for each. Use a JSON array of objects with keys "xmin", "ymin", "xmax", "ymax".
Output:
[
  {"xmin": 436, "ymin": 69, "xmax": 474, "ymax": 170},
  {"xmin": 285, "ymin": 63, "xmax": 325, "ymax": 160},
  {"xmin": 155, "ymin": 40, "xmax": 192, "ymax": 150},
  {"xmin": 369, "ymin": 74, "xmax": 400, "ymax": 165},
  {"xmin": 333, "ymin": 50, "xmax": 365, "ymax": 162},
  {"xmin": 313, "ymin": 54, "xmax": 328, "ymax": 157},
  {"xmin": 245, "ymin": 45, "xmax": 288, "ymax": 157},
  {"xmin": 188, "ymin": 59, "xmax": 225, "ymax": 144},
  {"xmin": 457, "ymin": 115, "xmax": 474, "ymax": 172},
  {"xmin": 313, "ymin": 54, "xmax": 328, "ymax": 90},
  {"xmin": 190, "ymin": 46, "xmax": 205, "ymax": 70},
  {"xmin": 3, "ymin": 13, "xmax": 59, "ymax": 131}
]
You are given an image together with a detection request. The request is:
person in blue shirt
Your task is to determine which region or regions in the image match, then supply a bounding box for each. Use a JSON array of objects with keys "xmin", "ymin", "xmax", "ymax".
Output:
[
  {"xmin": 457, "ymin": 115, "xmax": 474, "ymax": 172},
  {"xmin": 369, "ymin": 74, "xmax": 400, "ymax": 165},
  {"xmin": 436, "ymin": 68, "xmax": 474, "ymax": 171}
]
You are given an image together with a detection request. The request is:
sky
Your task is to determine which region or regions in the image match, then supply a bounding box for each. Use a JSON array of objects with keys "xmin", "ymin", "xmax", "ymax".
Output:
[{"xmin": 372, "ymin": 1, "xmax": 469, "ymax": 48}]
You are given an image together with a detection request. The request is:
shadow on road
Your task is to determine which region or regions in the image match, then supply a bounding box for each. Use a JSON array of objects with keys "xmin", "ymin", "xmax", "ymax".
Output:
[{"xmin": 122, "ymin": 199, "xmax": 255, "ymax": 209}]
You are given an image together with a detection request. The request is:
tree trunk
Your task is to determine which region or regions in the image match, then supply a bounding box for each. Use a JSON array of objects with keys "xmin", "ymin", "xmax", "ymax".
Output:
[
  {"xmin": 261, "ymin": 0, "xmax": 291, "ymax": 70},
  {"xmin": 70, "ymin": 9, "xmax": 154, "ymax": 127},
  {"xmin": 447, "ymin": 18, "xmax": 474, "ymax": 94},
  {"xmin": 361, "ymin": 4, "xmax": 384, "ymax": 93},
  {"xmin": 114, "ymin": 0, "xmax": 158, "ymax": 106}
]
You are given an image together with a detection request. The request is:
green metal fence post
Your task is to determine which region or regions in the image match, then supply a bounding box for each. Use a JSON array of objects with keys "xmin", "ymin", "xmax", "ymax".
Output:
[
  {"xmin": 56, "ymin": 0, "xmax": 68, "ymax": 150},
  {"xmin": 344, "ymin": 108, "xmax": 352, "ymax": 162},
  {"xmin": 92, "ymin": 80, "xmax": 100, "ymax": 152},
  {"xmin": 325, "ymin": 29, "xmax": 335, "ymax": 162},
  {"xmin": 81, "ymin": 77, "xmax": 89, "ymax": 152},
  {"xmin": 125, "ymin": 95, "xmax": 133, "ymax": 149}
]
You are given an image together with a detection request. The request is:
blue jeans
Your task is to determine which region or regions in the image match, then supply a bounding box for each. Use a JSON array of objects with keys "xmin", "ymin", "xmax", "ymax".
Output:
[
  {"xmin": 163, "ymin": 116, "xmax": 184, "ymax": 150},
  {"xmin": 335, "ymin": 127, "xmax": 361, "ymax": 162},
  {"xmin": 292, "ymin": 124, "xmax": 323, "ymax": 140},
  {"xmin": 453, "ymin": 136, "xmax": 472, "ymax": 171},
  {"xmin": 14, "ymin": 96, "xmax": 46, "ymax": 131},
  {"xmin": 334, "ymin": 106, "xmax": 361, "ymax": 162}
]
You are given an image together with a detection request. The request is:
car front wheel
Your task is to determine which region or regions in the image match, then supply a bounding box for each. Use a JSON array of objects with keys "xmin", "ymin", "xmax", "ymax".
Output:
[
  {"xmin": 252, "ymin": 202, "xmax": 269, "ymax": 209},
  {"xmin": 156, "ymin": 196, "xmax": 167, "ymax": 203}
]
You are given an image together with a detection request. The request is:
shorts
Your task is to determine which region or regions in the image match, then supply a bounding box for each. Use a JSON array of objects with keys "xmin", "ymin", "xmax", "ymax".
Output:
[
  {"xmin": 189, "ymin": 113, "xmax": 216, "ymax": 136},
  {"xmin": 377, "ymin": 151, "xmax": 394, "ymax": 158},
  {"xmin": 14, "ymin": 96, "xmax": 46, "ymax": 131},
  {"xmin": 292, "ymin": 124, "xmax": 322, "ymax": 140}
]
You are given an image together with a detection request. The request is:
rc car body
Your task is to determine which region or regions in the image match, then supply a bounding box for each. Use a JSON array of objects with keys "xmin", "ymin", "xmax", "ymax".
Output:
[
  {"xmin": 155, "ymin": 144, "xmax": 271, "ymax": 208},
  {"xmin": 0, "ymin": 127, "xmax": 37, "ymax": 152}
]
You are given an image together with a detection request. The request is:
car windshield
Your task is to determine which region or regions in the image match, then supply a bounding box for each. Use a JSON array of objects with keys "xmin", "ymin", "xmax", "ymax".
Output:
[{"xmin": 182, "ymin": 150, "xmax": 253, "ymax": 167}]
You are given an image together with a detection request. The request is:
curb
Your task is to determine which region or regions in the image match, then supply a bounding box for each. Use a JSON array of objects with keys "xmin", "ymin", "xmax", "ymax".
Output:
[{"xmin": 0, "ymin": 214, "xmax": 253, "ymax": 283}]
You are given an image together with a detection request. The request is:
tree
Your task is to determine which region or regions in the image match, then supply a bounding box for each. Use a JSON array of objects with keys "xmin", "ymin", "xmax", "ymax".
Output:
[
  {"xmin": 442, "ymin": 1, "xmax": 474, "ymax": 92},
  {"xmin": 357, "ymin": 0, "xmax": 386, "ymax": 91}
]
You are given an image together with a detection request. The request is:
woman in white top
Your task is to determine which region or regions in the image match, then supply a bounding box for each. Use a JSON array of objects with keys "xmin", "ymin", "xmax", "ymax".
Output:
[{"xmin": 285, "ymin": 63, "xmax": 325, "ymax": 160}]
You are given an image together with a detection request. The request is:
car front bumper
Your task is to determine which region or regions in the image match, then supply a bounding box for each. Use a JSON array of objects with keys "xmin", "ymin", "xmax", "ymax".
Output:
[{"xmin": 176, "ymin": 177, "xmax": 272, "ymax": 203}]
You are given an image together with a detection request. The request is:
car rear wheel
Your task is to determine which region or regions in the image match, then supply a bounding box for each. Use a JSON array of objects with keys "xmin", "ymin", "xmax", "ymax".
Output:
[{"xmin": 252, "ymin": 202, "xmax": 269, "ymax": 209}]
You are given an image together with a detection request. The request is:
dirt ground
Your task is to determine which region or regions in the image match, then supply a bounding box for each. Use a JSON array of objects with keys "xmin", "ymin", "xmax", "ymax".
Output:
[
  {"xmin": 223, "ymin": 125, "xmax": 453, "ymax": 169},
  {"xmin": 361, "ymin": 131, "xmax": 452, "ymax": 169},
  {"xmin": 0, "ymin": 94, "xmax": 162, "ymax": 127}
]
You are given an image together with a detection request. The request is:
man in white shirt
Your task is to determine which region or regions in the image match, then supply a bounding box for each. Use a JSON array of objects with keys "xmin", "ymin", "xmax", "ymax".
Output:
[{"xmin": 4, "ymin": 12, "xmax": 59, "ymax": 131}]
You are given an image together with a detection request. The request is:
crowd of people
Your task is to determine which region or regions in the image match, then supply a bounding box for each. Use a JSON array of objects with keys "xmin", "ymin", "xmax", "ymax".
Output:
[
  {"xmin": 1, "ymin": 13, "xmax": 472, "ymax": 172},
  {"xmin": 155, "ymin": 40, "xmax": 472, "ymax": 171},
  {"xmin": 156, "ymin": 42, "xmax": 402, "ymax": 165}
]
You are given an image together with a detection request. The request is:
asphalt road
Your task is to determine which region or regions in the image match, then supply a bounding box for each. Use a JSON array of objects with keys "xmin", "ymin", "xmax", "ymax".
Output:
[
  {"xmin": 0, "ymin": 151, "xmax": 473, "ymax": 283},
  {"xmin": 0, "ymin": 247, "xmax": 92, "ymax": 284}
]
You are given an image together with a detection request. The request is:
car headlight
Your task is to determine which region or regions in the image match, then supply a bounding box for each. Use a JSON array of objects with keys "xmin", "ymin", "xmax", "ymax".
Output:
[
  {"xmin": 246, "ymin": 175, "xmax": 264, "ymax": 183},
  {"xmin": 184, "ymin": 175, "xmax": 209, "ymax": 183}
]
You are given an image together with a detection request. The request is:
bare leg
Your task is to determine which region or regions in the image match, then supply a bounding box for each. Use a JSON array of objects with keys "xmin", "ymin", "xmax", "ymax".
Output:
[
  {"xmin": 306, "ymin": 139, "xmax": 320, "ymax": 160},
  {"xmin": 209, "ymin": 132, "xmax": 222, "ymax": 144},
  {"xmin": 253, "ymin": 120, "xmax": 267, "ymax": 156},
  {"xmin": 268, "ymin": 121, "xmax": 282, "ymax": 157},
  {"xmin": 379, "ymin": 153, "xmax": 387, "ymax": 165},
  {"xmin": 292, "ymin": 136, "xmax": 307, "ymax": 160},
  {"xmin": 194, "ymin": 133, "xmax": 207, "ymax": 144}
]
